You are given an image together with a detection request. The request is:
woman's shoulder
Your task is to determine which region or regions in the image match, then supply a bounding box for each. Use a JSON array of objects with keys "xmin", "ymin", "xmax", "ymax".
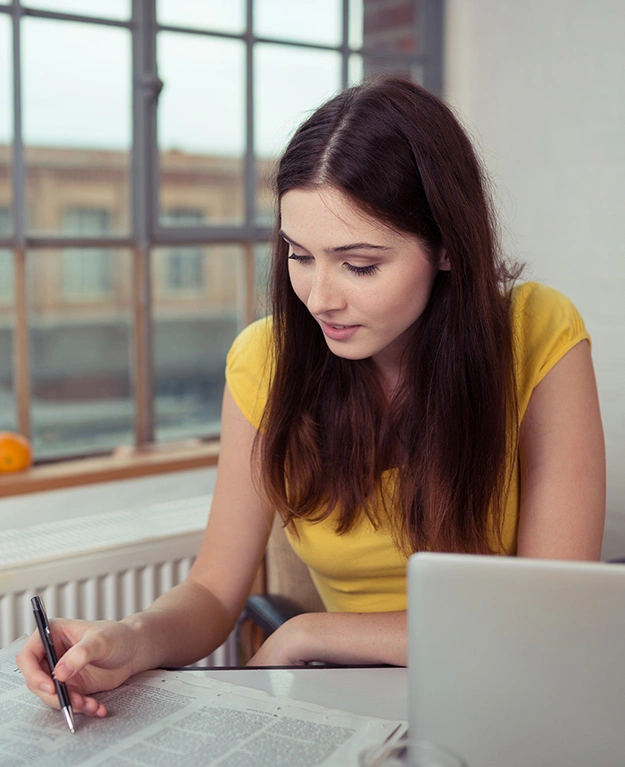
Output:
[
  {"xmin": 509, "ymin": 280, "xmax": 590, "ymax": 404},
  {"xmin": 511, "ymin": 279, "xmax": 578, "ymax": 314},
  {"xmin": 227, "ymin": 315, "xmax": 273, "ymax": 364},
  {"xmin": 510, "ymin": 280, "xmax": 588, "ymax": 342}
]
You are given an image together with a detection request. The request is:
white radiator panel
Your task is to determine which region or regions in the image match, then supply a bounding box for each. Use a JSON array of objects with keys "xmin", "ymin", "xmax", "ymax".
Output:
[{"xmin": 0, "ymin": 496, "xmax": 237, "ymax": 666}]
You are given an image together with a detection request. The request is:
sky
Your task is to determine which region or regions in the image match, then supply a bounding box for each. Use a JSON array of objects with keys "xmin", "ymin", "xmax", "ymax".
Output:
[{"xmin": 0, "ymin": 0, "xmax": 363, "ymax": 157}]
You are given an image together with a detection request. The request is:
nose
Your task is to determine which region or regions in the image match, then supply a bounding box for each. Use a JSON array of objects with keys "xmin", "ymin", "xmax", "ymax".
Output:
[{"xmin": 306, "ymin": 264, "xmax": 346, "ymax": 316}]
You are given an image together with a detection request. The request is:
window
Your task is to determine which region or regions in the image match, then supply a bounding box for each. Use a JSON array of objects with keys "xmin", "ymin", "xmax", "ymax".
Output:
[
  {"xmin": 166, "ymin": 251, "xmax": 203, "ymax": 292},
  {"xmin": 0, "ymin": 0, "xmax": 443, "ymax": 462},
  {"xmin": 160, "ymin": 209, "xmax": 204, "ymax": 293},
  {"xmin": 61, "ymin": 208, "xmax": 112, "ymax": 299}
]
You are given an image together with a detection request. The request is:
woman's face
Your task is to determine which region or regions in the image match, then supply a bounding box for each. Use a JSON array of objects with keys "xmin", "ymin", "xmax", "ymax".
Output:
[{"xmin": 281, "ymin": 186, "xmax": 449, "ymax": 381}]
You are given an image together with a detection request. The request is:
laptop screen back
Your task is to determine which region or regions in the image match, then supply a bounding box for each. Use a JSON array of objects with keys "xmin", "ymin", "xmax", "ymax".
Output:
[{"xmin": 408, "ymin": 552, "xmax": 625, "ymax": 767}]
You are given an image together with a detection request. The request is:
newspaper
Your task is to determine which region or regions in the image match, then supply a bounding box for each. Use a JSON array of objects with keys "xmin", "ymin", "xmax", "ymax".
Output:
[{"xmin": 0, "ymin": 638, "xmax": 407, "ymax": 766}]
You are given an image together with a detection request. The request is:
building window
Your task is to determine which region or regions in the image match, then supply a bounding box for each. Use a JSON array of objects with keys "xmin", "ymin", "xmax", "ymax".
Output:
[
  {"xmin": 62, "ymin": 207, "xmax": 110, "ymax": 237},
  {"xmin": 160, "ymin": 209, "xmax": 204, "ymax": 293},
  {"xmin": 61, "ymin": 208, "xmax": 112, "ymax": 299},
  {"xmin": 166, "ymin": 250, "xmax": 203, "ymax": 292}
]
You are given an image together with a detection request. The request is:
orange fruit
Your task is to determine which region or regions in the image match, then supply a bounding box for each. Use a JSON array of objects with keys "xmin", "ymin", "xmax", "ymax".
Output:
[{"xmin": 0, "ymin": 431, "xmax": 33, "ymax": 473}]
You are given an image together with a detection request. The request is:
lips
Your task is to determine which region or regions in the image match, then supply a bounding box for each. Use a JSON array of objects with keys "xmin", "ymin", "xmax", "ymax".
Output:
[{"xmin": 319, "ymin": 320, "xmax": 360, "ymax": 341}]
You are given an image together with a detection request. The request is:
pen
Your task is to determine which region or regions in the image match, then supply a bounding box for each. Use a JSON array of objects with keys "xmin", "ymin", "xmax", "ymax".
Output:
[{"xmin": 30, "ymin": 596, "xmax": 76, "ymax": 734}]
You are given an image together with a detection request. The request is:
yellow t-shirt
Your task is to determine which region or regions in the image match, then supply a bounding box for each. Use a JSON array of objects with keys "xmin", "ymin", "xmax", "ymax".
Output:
[{"xmin": 226, "ymin": 282, "xmax": 589, "ymax": 613}]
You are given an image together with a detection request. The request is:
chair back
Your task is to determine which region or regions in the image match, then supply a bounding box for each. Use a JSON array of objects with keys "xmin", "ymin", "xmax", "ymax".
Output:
[{"xmin": 265, "ymin": 515, "xmax": 326, "ymax": 613}]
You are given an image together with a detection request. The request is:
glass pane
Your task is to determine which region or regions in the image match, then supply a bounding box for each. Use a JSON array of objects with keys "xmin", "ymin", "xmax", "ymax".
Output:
[
  {"xmin": 348, "ymin": 53, "xmax": 363, "ymax": 86},
  {"xmin": 24, "ymin": 0, "xmax": 130, "ymax": 20},
  {"xmin": 0, "ymin": 15, "xmax": 12, "ymax": 234},
  {"xmin": 255, "ymin": 0, "xmax": 342, "ymax": 47},
  {"xmin": 158, "ymin": 33, "xmax": 245, "ymax": 226},
  {"xmin": 152, "ymin": 244, "xmax": 242, "ymax": 442},
  {"xmin": 29, "ymin": 248, "xmax": 133, "ymax": 459},
  {"xmin": 0, "ymin": 249, "xmax": 16, "ymax": 432},
  {"xmin": 157, "ymin": 0, "xmax": 244, "ymax": 34},
  {"xmin": 254, "ymin": 44, "xmax": 341, "ymax": 222},
  {"xmin": 22, "ymin": 19, "xmax": 131, "ymax": 236},
  {"xmin": 60, "ymin": 246, "xmax": 113, "ymax": 301},
  {"xmin": 349, "ymin": 0, "xmax": 363, "ymax": 49}
]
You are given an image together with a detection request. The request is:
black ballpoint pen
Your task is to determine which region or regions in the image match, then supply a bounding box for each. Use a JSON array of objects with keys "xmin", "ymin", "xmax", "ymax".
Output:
[{"xmin": 31, "ymin": 596, "xmax": 76, "ymax": 734}]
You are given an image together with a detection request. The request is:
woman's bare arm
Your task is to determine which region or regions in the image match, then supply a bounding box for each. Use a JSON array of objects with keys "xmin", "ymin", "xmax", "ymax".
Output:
[
  {"xmin": 248, "ymin": 610, "xmax": 408, "ymax": 667},
  {"xmin": 17, "ymin": 384, "xmax": 274, "ymax": 713},
  {"xmin": 516, "ymin": 340, "xmax": 606, "ymax": 559},
  {"xmin": 124, "ymin": 384, "xmax": 274, "ymax": 671}
]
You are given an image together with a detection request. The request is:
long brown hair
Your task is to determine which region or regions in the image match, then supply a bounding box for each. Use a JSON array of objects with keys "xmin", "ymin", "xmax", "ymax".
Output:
[{"xmin": 257, "ymin": 77, "xmax": 520, "ymax": 555}]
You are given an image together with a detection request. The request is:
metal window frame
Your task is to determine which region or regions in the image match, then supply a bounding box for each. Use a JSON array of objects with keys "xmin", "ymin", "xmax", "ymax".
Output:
[{"xmin": 0, "ymin": 0, "xmax": 443, "ymax": 453}]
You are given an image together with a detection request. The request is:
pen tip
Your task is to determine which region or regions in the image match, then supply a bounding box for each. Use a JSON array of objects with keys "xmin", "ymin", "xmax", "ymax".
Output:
[{"xmin": 63, "ymin": 707, "xmax": 76, "ymax": 734}]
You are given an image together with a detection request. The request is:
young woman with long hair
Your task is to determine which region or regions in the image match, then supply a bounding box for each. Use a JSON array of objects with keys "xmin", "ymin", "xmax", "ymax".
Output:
[{"xmin": 17, "ymin": 77, "xmax": 605, "ymax": 717}]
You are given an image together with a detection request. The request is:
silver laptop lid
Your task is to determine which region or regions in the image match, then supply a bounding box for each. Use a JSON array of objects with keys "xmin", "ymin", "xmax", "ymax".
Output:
[{"xmin": 408, "ymin": 552, "xmax": 625, "ymax": 767}]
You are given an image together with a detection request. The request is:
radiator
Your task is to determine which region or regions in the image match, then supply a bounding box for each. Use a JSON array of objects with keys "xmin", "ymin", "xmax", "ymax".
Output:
[{"xmin": 0, "ymin": 495, "xmax": 237, "ymax": 666}]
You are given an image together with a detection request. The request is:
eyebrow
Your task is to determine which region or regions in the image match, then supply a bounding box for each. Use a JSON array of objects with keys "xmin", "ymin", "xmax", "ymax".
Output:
[{"xmin": 279, "ymin": 230, "xmax": 393, "ymax": 254}]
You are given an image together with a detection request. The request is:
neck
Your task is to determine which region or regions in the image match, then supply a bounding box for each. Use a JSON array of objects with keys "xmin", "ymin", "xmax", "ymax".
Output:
[{"xmin": 374, "ymin": 361, "xmax": 402, "ymax": 403}]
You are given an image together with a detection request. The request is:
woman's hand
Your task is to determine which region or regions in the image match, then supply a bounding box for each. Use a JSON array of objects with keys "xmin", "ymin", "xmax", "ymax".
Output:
[
  {"xmin": 16, "ymin": 618, "xmax": 141, "ymax": 718},
  {"xmin": 247, "ymin": 611, "xmax": 407, "ymax": 667}
]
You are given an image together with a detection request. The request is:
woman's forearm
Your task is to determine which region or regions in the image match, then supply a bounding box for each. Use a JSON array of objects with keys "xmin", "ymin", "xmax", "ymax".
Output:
[
  {"xmin": 249, "ymin": 611, "xmax": 407, "ymax": 667},
  {"xmin": 122, "ymin": 579, "xmax": 240, "ymax": 673}
]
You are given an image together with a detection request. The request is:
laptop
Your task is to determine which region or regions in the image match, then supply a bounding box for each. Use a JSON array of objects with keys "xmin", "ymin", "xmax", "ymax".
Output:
[{"xmin": 408, "ymin": 552, "xmax": 625, "ymax": 767}]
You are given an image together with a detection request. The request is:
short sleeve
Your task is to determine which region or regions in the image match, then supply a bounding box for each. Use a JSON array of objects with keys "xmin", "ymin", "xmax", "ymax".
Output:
[
  {"xmin": 225, "ymin": 316, "xmax": 274, "ymax": 429},
  {"xmin": 511, "ymin": 281, "xmax": 590, "ymax": 417}
]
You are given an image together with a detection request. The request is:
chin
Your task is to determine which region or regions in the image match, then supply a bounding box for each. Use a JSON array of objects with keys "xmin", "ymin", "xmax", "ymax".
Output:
[{"xmin": 324, "ymin": 342, "xmax": 371, "ymax": 361}]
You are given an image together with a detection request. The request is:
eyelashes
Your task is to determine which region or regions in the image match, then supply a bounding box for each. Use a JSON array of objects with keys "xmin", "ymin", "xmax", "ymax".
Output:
[
  {"xmin": 288, "ymin": 253, "xmax": 379, "ymax": 276},
  {"xmin": 345, "ymin": 263, "xmax": 380, "ymax": 276}
]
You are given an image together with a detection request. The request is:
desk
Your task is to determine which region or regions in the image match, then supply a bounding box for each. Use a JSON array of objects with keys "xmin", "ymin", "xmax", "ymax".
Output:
[{"xmin": 198, "ymin": 666, "xmax": 408, "ymax": 720}]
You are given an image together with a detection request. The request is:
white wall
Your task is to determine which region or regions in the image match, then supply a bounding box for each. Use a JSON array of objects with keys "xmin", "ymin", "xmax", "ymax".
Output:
[{"xmin": 444, "ymin": 0, "xmax": 625, "ymax": 558}]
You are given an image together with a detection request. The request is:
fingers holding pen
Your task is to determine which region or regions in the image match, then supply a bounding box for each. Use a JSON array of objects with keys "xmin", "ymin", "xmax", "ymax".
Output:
[
  {"xmin": 17, "ymin": 618, "xmax": 138, "ymax": 718},
  {"xmin": 16, "ymin": 630, "xmax": 55, "ymax": 695},
  {"xmin": 53, "ymin": 620, "xmax": 138, "ymax": 679},
  {"xmin": 16, "ymin": 625, "xmax": 108, "ymax": 717}
]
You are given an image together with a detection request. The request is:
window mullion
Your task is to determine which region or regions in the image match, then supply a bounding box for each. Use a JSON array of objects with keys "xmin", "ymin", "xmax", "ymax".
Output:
[
  {"xmin": 13, "ymin": 245, "xmax": 30, "ymax": 437},
  {"xmin": 244, "ymin": 0, "xmax": 255, "ymax": 233},
  {"xmin": 341, "ymin": 0, "xmax": 349, "ymax": 88},
  {"xmin": 239, "ymin": 0, "xmax": 256, "ymax": 332},
  {"xmin": 130, "ymin": 0, "xmax": 159, "ymax": 445},
  {"xmin": 11, "ymin": 3, "xmax": 31, "ymax": 439}
]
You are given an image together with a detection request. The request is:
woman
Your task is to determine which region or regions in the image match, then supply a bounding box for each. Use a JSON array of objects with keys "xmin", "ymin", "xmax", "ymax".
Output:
[{"xmin": 17, "ymin": 77, "xmax": 605, "ymax": 719}]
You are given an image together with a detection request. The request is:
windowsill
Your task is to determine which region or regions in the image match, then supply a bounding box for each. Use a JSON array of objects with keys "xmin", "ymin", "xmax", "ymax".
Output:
[{"xmin": 0, "ymin": 439, "xmax": 220, "ymax": 498}]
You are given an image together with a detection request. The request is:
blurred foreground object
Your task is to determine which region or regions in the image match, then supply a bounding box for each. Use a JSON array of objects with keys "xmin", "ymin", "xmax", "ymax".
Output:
[{"xmin": 0, "ymin": 432, "xmax": 33, "ymax": 472}]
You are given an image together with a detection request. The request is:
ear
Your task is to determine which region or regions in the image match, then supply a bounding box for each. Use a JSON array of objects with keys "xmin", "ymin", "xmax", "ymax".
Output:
[{"xmin": 438, "ymin": 247, "xmax": 451, "ymax": 271}]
